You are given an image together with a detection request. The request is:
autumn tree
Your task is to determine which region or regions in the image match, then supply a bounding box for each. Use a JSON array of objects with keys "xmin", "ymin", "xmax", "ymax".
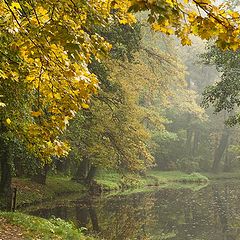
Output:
[{"xmin": 1, "ymin": 0, "xmax": 240, "ymax": 206}]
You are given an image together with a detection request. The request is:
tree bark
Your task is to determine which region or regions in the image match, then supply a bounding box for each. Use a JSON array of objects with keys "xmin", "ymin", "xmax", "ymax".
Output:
[
  {"xmin": 0, "ymin": 137, "xmax": 12, "ymax": 211},
  {"xmin": 31, "ymin": 164, "xmax": 49, "ymax": 185},
  {"xmin": 73, "ymin": 158, "xmax": 90, "ymax": 182},
  {"xmin": 212, "ymin": 127, "xmax": 230, "ymax": 172},
  {"xmin": 85, "ymin": 165, "xmax": 97, "ymax": 183}
]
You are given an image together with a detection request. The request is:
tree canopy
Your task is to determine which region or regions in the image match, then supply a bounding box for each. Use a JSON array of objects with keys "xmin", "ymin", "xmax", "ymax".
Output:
[{"xmin": 1, "ymin": 0, "xmax": 240, "ymax": 162}]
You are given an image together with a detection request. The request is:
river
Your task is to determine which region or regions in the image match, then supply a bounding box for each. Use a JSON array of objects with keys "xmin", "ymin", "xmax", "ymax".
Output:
[{"xmin": 25, "ymin": 181, "xmax": 240, "ymax": 240}]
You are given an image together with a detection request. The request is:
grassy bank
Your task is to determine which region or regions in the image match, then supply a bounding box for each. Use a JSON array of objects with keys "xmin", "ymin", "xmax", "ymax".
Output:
[
  {"xmin": 0, "ymin": 171, "xmax": 208, "ymax": 239},
  {"xmin": 11, "ymin": 176, "xmax": 85, "ymax": 208},
  {"xmin": 0, "ymin": 171, "xmax": 209, "ymax": 210},
  {"xmin": 94, "ymin": 170, "xmax": 209, "ymax": 191},
  {"xmin": 0, "ymin": 212, "xmax": 95, "ymax": 240},
  {"xmin": 203, "ymin": 171, "xmax": 240, "ymax": 180}
]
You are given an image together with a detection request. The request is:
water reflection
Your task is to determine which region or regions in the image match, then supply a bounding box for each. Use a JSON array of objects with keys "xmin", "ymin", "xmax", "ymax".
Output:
[{"xmin": 28, "ymin": 181, "xmax": 240, "ymax": 240}]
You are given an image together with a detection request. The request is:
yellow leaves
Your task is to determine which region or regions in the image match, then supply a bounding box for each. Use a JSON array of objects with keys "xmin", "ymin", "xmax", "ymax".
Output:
[
  {"xmin": 118, "ymin": 12, "xmax": 136, "ymax": 24},
  {"xmin": 31, "ymin": 111, "xmax": 42, "ymax": 117},
  {"xmin": 231, "ymin": 42, "xmax": 240, "ymax": 51},
  {"xmin": 152, "ymin": 22, "xmax": 175, "ymax": 35},
  {"xmin": 36, "ymin": 6, "xmax": 49, "ymax": 23},
  {"xmin": 165, "ymin": 0, "xmax": 174, "ymax": 7},
  {"xmin": 54, "ymin": 93, "xmax": 61, "ymax": 100},
  {"xmin": 181, "ymin": 37, "xmax": 192, "ymax": 46},
  {"xmin": 0, "ymin": 70, "xmax": 8, "ymax": 79},
  {"xmin": 10, "ymin": 2, "xmax": 21, "ymax": 10},
  {"xmin": 6, "ymin": 118, "xmax": 11, "ymax": 125},
  {"xmin": 152, "ymin": 22, "xmax": 161, "ymax": 31},
  {"xmin": 231, "ymin": 12, "xmax": 239, "ymax": 19},
  {"xmin": 81, "ymin": 102, "xmax": 90, "ymax": 109},
  {"xmin": 26, "ymin": 75, "xmax": 35, "ymax": 82},
  {"xmin": 188, "ymin": 12, "xmax": 197, "ymax": 23},
  {"xmin": 36, "ymin": 6, "xmax": 48, "ymax": 16},
  {"xmin": 0, "ymin": 102, "xmax": 6, "ymax": 107}
]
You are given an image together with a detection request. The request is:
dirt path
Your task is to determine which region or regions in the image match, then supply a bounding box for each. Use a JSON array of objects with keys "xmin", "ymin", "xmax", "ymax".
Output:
[{"xmin": 0, "ymin": 217, "xmax": 24, "ymax": 240}]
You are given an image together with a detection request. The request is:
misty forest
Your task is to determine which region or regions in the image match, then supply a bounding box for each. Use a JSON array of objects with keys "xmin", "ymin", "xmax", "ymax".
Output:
[{"xmin": 2, "ymin": 0, "xmax": 240, "ymax": 239}]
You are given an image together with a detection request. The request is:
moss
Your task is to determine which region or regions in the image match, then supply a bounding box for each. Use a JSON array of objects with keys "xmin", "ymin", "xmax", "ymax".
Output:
[{"xmin": 0, "ymin": 211, "xmax": 95, "ymax": 240}]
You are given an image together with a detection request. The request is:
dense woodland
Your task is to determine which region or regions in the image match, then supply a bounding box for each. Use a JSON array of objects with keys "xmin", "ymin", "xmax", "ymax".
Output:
[{"xmin": 1, "ymin": 0, "xmax": 240, "ymax": 217}]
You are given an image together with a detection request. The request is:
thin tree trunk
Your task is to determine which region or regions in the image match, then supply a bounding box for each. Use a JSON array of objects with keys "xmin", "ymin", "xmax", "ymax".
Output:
[
  {"xmin": 0, "ymin": 137, "xmax": 12, "ymax": 210},
  {"xmin": 89, "ymin": 203, "xmax": 100, "ymax": 232},
  {"xmin": 31, "ymin": 164, "xmax": 49, "ymax": 185},
  {"xmin": 85, "ymin": 165, "xmax": 97, "ymax": 183},
  {"xmin": 212, "ymin": 127, "xmax": 230, "ymax": 172},
  {"xmin": 186, "ymin": 126, "xmax": 193, "ymax": 155},
  {"xmin": 191, "ymin": 130, "xmax": 199, "ymax": 157},
  {"xmin": 73, "ymin": 158, "xmax": 90, "ymax": 182}
]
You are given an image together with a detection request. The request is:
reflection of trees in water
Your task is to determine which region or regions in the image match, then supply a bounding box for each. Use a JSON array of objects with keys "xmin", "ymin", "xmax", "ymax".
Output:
[
  {"xmin": 211, "ymin": 184, "xmax": 240, "ymax": 240},
  {"xmin": 75, "ymin": 198, "xmax": 100, "ymax": 233},
  {"xmin": 97, "ymin": 192, "xmax": 155, "ymax": 240},
  {"xmin": 29, "ymin": 183, "xmax": 240, "ymax": 240}
]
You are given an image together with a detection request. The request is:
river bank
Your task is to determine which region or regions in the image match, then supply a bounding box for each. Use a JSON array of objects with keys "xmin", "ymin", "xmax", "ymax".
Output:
[
  {"xmin": 0, "ymin": 171, "xmax": 209, "ymax": 239},
  {"xmin": 0, "ymin": 212, "xmax": 95, "ymax": 240},
  {"xmin": 1, "ymin": 171, "xmax": 209, "ymax": 209},
  {"xmin": 94, "ymin": 170, "xmax": 209, "ymax": 191}
]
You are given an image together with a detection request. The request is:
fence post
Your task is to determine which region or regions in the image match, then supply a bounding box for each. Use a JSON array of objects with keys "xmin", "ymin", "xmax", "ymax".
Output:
[{"xmin": 11, "ymin": 187, "xmax": 17, "ymax": 212}]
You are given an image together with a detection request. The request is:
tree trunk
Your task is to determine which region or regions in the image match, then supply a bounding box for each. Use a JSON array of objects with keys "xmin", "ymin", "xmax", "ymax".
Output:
[
  {"xmin": 55, "ymin": 157, "xmax": 69, "ymax": 174},
  {"xmin": 212, "ymin": 127, "xmax": 230, "ymax": 172},
  {"xmin": 31, "ymin": 164, "xmax": 49, "ymax": 185},
  {"xmin": 191, "ymin": 130, "xmax": 200, "ymax": 157},
  {"xmin": 223, "ymin": 137, "xmax": 234, "ymax": 172},
  {"xmin": 0, "ymin": 137, "xmax": 12, "ymax": 211},
  {"xmin": 89, "ymin": 203, "xmax": 100, "ymax": 232},
  {"xmin": 73, "ymin": 158, "xmax": 90, "ymax": 182},
  {"xmin": 85, "ymin": 165, "xmax": 97, "ymax": 183},
  {"xmin": 0, "ymin": 151, "xmax": 11, "ymax": 194},
  {"xmin": 186, "ymin": 127, "xmax": 193, "ymax": 155}
]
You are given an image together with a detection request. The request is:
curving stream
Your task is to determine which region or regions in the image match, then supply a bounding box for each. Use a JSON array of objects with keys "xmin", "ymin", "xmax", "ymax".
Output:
[{"xmin": 26, "ymin": 181, "xmax": 240, "ymax": 240}]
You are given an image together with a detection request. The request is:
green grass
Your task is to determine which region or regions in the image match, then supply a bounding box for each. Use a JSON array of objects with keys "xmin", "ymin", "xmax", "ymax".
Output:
[
  {"xmin": 0, "ymin": 212, "xmax": 95, "ymax": 240},
  {"xmin": 94, "ymin": 171, "xmax": 122, "ymax": 191},
  {"xmin": 12, "ymin": 176, "xmax": 86, "ymax": 207},
  {"xmin": 148, "ymin": 171, "xmax": 209, "ymax": 184},
  {"xmin": 94, "ymin": 170, "xmax": 209, "ymax": 191}
]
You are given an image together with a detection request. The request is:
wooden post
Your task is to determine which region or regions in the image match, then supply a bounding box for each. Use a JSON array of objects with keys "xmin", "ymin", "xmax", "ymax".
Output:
[{"xmin": 11, "ymin": 187, "xmax": 17, "ymax": 212}]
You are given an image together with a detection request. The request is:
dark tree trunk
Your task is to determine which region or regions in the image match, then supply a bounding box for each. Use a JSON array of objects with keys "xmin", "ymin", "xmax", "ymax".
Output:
[
  {"xmin": 85, "ymin": 165, "xmax": 97, "ymax": 183},
  {"xmin": 31, "ymin": 164, "xmax": 49, "ymax": 185},
  {"xmin": 0, "ymin": 151, "xmax": 11, "ymax": 194},
  {"xmin": 223, "ymin": 138, "xmax": 234, "ymax": 172},
  {"xmin": 0, "ymin": 137, "xmax": 12, "ymax": 211},
  {"xmin": 76, "ymin": 205, "xmax": 89, "ymax": 228},
  {"xmin": 89, "ymin": 203, "xmax": 100, "ymax": 232},
  {"xmin": 212, "ymin": 127, "xmax": 230, "ymax": 172},
  {"xmin": 55, "ymin": 157, "xmax": 69, "ymax": 174},
  {"xmin": 73, "ymin": 158, "xmax": 90, "ymax": 182}
]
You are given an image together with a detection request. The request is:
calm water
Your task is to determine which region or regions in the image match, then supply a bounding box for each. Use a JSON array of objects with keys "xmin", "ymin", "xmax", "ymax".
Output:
[{"xmin": 27, "ymin": 181, "xmax": 240, "ymax": 240}]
